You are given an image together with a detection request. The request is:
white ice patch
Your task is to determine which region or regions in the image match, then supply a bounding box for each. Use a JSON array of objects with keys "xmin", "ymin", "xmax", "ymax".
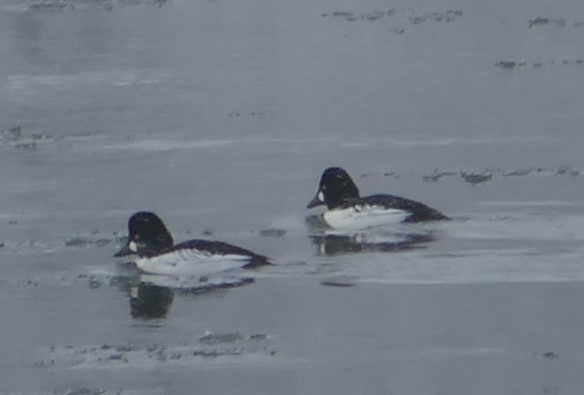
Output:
[
  {"xmin": 134, "ymin": 249, "xmax": 251, "ymax": 276},
  {"xmin": 322, "ymin": 205, "xmax": 409, "ymax": 230},
  {"xmin": 318, "ymin": 191, "xmax": 325, "ymax": 202}
]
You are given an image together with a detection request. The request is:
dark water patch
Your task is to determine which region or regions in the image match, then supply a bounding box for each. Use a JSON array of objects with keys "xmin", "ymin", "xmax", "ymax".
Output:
[
  {"xmin": 504, "ymin": 168, "xmax": 533, "ymax": 177},
  {"xmin": 29, "ymin": 0, "xmax": 76, "ymax": 11},
  {"xmin": 321, "ymin": 8, "xmax": 461, "ymax": 34},
  {"xmin": 61, "ymin": 130, "xmax": 107, "ymax": 142},
  {"xmin": 79, "ymin": 272, "xmax": 134, "ymax": 289},
  {"xmin": 305, "ymin": 214, "xmax": 323, "ymax": 232},
  {"xmin": 554, "ymin": 166, "xmax": 579, "ymax": 176},
  {"xmin": 360, "ymin": 165, "xmax": 581, "ymax": 189},
  {"xmin": 0, "ymin": 126, "xmax": 107, "ymax": 150},
  {"xmin": 173, "ymin": 276, "xmax": 255, "ymax": 295},
  {"xmin": 560, "ymin": 58, "xmax": 584, "ymax": 65},
  {"xmin": 461, "ymin": 171, "xmax": 492, "ymax": 185},
  {"xmin": 0, "ymin": 271, "xmax": 98, "ymax": 289},
  {"xmin": 63, "ymin": 388, "xmax": 108, "ymax": 395},
  {"xmin": 528, "ymin": 16, "xmax": 566, "ymax": 28},
  {"xmin": 0, "ymin": 239, "xmax": 74, "ymax": 255},
  {"xmin": 418, "ymin": 166, "xmax": 580, "ymax": 183},
  {"xmin": 321, "ymin": 278, "xmax": 357, "ymax": 287},
  {"xmin": 532, "ymin": 350, "xmax": 559, "ymax": 360},
  {"xmin": 527, "ymin": 16, "xmax": 584, "ymax": 29},
  {"xmin": 199, "ymin": 332, "xmax": 245, "ymax": 345},
  {"xmin": 258, "ymin": 228, "xmax": 287, "ymax": 238},
  {"xmin": 496, "ymin": 58, "xmax": 584, "ymax": 70},
  {"xmin": 201, "ymin": 229, "xmax": 214, "ymax": 236},
  {"xmin": 407, "ymin": 9, "xmax": 462, "ymax": 25},
  {"xmin": 495, "ymin": 60, "xmax": 527, "ymax": 70},
  {"xmin": 36, "ymin": 333, "xmax": 274, "ymax": 368},
  {"xmin": 497, "ymin": 166, "xmax": 579, "ymax": 178},
  {"xmin": 28, "ymin": 0, "xmax": 168, "ymax": 12},
  {"xmin": 0, "ymin": 125, "xmax": 51, "ymax": 149},
  {"xmin": 0, "ymin": 388, "xmax": 163, "ymax": 395},
  {"xmin": 322, "ymin": 9, "xmax": 394, "ymax": 23},
  {"xmin": 422, "ymin": 170, "xmax": 457, "ymax": 182},
  {"xmin": 117, "ymin": 0, "xmax": 167, "ymax": 7},
  {"xmin": 65, "ymin": 234, "xmax": 126, "ymax": 248},
  {"xmin": 361, "ymin": 171, "xmax": 400, "ymax": 179},
  {"xmin": 380, "ymin": 171, "xmax": 400, "ymax": 179},
  {"xmin": 542, "ymin": 386, "xmax": 560, "ymax": 395},
  {"xmin": 227, "ymin": 110, "xmax": 273, "ymax": 118}
]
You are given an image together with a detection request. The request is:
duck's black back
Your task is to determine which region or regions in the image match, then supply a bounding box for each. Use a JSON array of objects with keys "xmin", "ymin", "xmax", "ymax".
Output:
[{"xmin": 358, "ymin": 194, "xmax": 448, "ymax": 222}]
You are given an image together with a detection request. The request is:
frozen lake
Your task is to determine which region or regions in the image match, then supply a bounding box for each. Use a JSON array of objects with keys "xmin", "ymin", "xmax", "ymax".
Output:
[{"xmin": 1, "ymin": 0, "xmax": 584, "ymax": 393}]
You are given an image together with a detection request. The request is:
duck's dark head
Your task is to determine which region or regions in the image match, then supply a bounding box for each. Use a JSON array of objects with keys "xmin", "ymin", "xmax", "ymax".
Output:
[
  {"xmin": 307, "ymin": 167, "xmax": 360, "ymax": 210},
  {"xmin": 114, "ymin": 211, "xmax": 174, "ymax": 258}
]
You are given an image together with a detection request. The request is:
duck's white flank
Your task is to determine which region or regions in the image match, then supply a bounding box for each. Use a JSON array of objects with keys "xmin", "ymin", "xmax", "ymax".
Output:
[
  {"xmin": 135, "ymin": 249, "xmax": 251, "ymax": 276},
  {"xmin": 322, "ymin": 205, "xmax": 409, "ymax": 230}
]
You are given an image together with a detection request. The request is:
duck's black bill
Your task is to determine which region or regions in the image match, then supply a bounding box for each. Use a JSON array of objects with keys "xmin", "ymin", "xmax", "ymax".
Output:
[
  {"xmin": 114, "ymin": 242, "xmax": 133, "ymax": 258},
  {"xmin": 307, "ymin": 195, "xmax": 324, "ymax": 209}
]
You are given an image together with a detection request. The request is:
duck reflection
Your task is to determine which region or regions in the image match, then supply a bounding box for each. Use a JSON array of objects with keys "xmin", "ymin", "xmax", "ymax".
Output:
[
  {"xmin": 124, "ymin": 274, "xmax": 256, "ymax": 320},
  {"xmin": 306, "ymin": 214, "xmax": 437, "ymax": 256},
  {"xmin": 129, "ymin": 282, "xmax": 174, "ymax": 319},
  {"xmin": 310, "ymin": 232, "xmax": 435, "ymax": 256}
]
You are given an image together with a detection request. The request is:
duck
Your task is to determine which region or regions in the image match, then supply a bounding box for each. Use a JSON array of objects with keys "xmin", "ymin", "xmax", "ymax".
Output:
[
  {"xmin": 114, "ymin": 211, "xmax": 270, "ymax": 276},
  {"xmin": 307, "ymin": 167, "xmax": 448, "ymax": 230}
]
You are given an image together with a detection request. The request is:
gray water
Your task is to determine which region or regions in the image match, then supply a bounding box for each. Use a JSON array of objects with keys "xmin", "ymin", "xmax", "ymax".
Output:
[{"xmin": 1, "ymin": 0, "xmax": 584, "ymax": 393}]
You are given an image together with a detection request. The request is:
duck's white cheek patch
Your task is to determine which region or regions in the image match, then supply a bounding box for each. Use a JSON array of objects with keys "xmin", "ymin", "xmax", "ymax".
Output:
[
  {"xmin": 318, "ymin": 191, "xmax": 325, "ymax": 202},
  {"xmin": 129, "ymin": 241, "xmax": 138, "ymax": 253}
]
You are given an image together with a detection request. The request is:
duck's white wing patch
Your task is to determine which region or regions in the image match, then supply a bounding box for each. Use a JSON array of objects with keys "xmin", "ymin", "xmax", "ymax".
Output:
[
  {"xmin": 135, "ymin": 249, "xmax": 250, "ymax": 276},
  {"xmin": 322, "ymin": 205, "xmax": 409, "ymax": 230}
]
